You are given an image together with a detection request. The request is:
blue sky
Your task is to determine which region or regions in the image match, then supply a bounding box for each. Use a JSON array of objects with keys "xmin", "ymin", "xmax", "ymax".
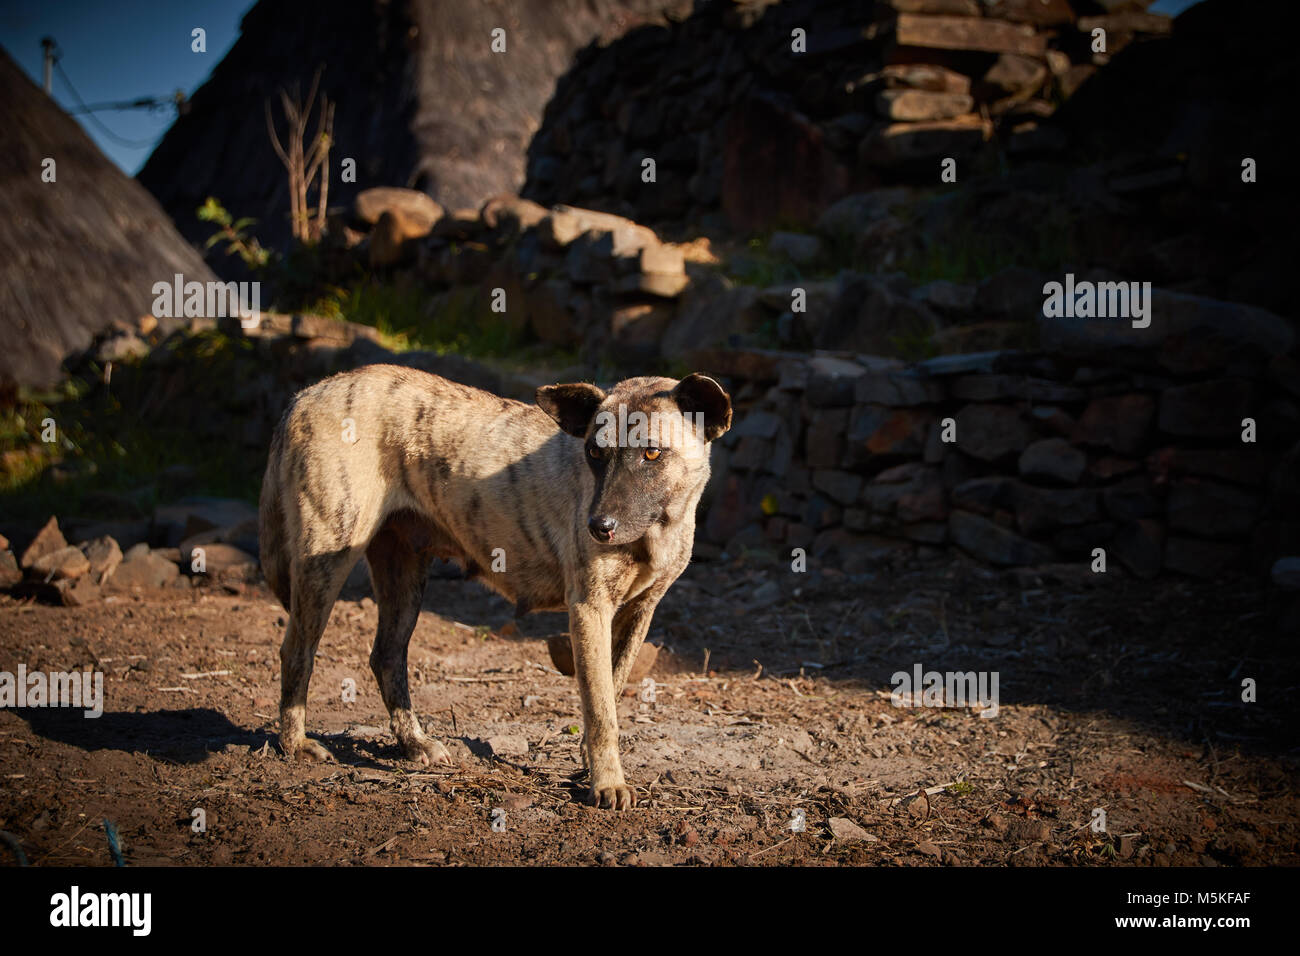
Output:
[
  {"xmin": 2, "ymin": 0, "xmax": 1204, "ymax": 177},
  {"xmin": 1, "ymin": 0, "xmax": 256, "ymax": 174}
]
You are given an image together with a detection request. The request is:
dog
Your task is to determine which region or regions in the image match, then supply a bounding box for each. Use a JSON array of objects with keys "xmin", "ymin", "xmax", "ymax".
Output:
[{"xmin": 259, "ymin": 364, "xmax": 731, "ymax": 809}]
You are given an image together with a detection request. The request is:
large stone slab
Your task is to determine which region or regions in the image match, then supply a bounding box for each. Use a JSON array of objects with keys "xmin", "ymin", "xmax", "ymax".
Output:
[
  {"xmin": 952, "ymin": 476, "xmax": 1017, "ymax": 516},
  {"xmin": 1015, "ymin": 485, "xmax": 1100, "ymax": 536},
  {"xmin": 982, "ymin": 0, "xmax": 1075, "ymax": 26},
  {"xmin": 1072, "ymin": 394, "xmax": 1154, "ymax": 457},
  {"xmin": 883, "ymin": 0, "xmax": 980, "ymax": 14},
  {"xmin": 979, "ymin": 54, "xmax": 1049, "ymax": 99},
  {"xmin": 879, "ymin": 64, "xmax": 972, "ymax": 95},
  {"xmin": 1166, "ymin": 480, "xmax": 1259, "ymax": 538},
  {"xmin": 892, "ymin": 13, "xmax": 1047, "ymax": 56},
  {"xmin": 1040, "ymin": 290, "xmax": 1294, "ymax": 356},
  {"xmin": 30, "ymin": 546, "xmax": 90, "ymax": 581},
  {"xmin": 845, "ymin": 406, "xmax": 936, "ymax": 464},
  {"xmin": 806, "ymin": 356, "xmax": 868, "ymax": 407},
  {"xmin": 105, "ymin": 549, "xmax": 180, "ymax": 590},
  {"xmin": 353, "ymin": 187, "xmax": 444, "ymax": 234},
  {"xmin": 1077, "ymin": 13, "xmax": 1172, "ymax": 35},
  {"xmin": 1018, "ymin": 437, "xmax": 1086, "ymax": 483},
  {"xmin": 915, "ymin": 351, "xmax": 1018, "ymax": 376},
  {"xmin": 949, "ymin": 510, "xmax": 1054, "ymax": 566},
  {"xmin": 860, "ymin": 115, "xmax": 992, "ymax": 165},
  {"xmin": 875, "ymin": 90, "xmax": 974, "ymax": 122},
  {"xmin": 539, "ymin": 205, "xmax": 658, "ymax": 253},
  {"xmin": 861, "ymin": 463, "xmax": 948, "ymax": 523},
  {"xmin": 855, "ymin": 369, "xmax": 946, "ymax": 406},
  {"xmin": 954, "ymin": 404, "xmax": 1037, "ymax": 462},
  {"xmin": 951, "ymin": 374, "xmax": 1084, "ymax": 403},
  {"xmin": 18, "ymin": 516, "xmax": 67, "ymax": 570}
]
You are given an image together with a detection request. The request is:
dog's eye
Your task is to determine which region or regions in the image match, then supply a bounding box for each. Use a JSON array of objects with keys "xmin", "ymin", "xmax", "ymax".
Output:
[
  {"xmin": 588, "ymin": 446, "xmax": 602, "ymax": 459},
  {"xmin": 644, "ymin": 448, "xmax": 661, "ymax": 461}
]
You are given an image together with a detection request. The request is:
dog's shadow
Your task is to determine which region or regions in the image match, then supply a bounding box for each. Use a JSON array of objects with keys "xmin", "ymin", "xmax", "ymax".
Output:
[
  {"xmin": 12, "ymin": 706, "xmax": 272, "ymax": 765},
  {"xmin": 321, "ymin": 732, "xmax": 589, "ymax": 800},
  {"xmin": 15, "ymin": 708, "xmax": 597, "ymax": 802}
]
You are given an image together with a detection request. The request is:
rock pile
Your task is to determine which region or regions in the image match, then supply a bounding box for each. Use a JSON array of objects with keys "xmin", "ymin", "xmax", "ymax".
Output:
[
  {"xmin": 523, "ymin": 0, "xmax": 1173, "ymax": 231},
  {"xmin": 340, "ymin": 175, "xmax": 1295, "ymax": 372},
  {"xmin": 343, "ymin": 188, "xmax": 717, "ymax": 364},
  {"xmin": 2, "ymin": 506, "xmax": 260, "ymax": 607}
]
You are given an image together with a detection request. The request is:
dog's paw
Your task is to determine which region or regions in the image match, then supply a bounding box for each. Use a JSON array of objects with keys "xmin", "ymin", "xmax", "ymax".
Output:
[
  {"xmin": 588, "ymin": 782, "xmax": 636, "ymax": 811},
  {"xmin": 287, "ymin": 738, "xmax": 334, "ymax": 763},
  {"xmin": 403, "ymin": 736, "xmax": 453, "ymax": 767}
]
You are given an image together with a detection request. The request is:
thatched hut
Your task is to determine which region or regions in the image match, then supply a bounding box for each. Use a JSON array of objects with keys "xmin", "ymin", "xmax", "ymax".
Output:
[{"xmin": 0, "ymin": 46, "xmax": 215, "ymax": 389}]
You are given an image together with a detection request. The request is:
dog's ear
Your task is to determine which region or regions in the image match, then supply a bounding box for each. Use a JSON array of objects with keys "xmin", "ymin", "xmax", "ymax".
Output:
[
  {"xmin": 537, "ymin": 382, "xmax": 606, "ymax": 437},
  {"xmin": 672, "ymin": 373, "xmax": 732, "ymax": 442}
]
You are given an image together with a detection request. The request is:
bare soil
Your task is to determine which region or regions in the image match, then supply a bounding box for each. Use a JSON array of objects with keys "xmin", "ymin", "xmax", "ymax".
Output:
[{"xmin": 1, "ymin": 551, "xmax": 1296, "ymax": 867}]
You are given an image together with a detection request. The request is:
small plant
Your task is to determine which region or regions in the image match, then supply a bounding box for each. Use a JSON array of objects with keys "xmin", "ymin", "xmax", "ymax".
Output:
[
  {"xmin": 197, "ymin": 197, "xmax": 270, "ymax": 271},
  {"xmin": 264, "ymin": 67, "xmax": 334, "ymax": 243}
]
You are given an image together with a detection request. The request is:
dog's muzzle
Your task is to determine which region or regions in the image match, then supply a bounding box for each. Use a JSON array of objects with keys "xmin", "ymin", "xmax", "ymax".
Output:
[{"xmin": 588, "ymin": 515, "xmax": 617, "ymax": 543}]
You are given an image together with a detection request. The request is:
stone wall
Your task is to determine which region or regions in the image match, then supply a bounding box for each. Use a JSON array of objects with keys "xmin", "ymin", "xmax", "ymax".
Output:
[
  {"xmin": 700, "ymin": 343, "xmax": 1300, "ymax": 585},
  {"xmin": 61, "ymin": 298, "xmax": 1300, "ymax": 610}
]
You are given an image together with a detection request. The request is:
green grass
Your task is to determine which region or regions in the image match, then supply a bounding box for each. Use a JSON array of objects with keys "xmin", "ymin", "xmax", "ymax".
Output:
[
  {"xmin": 722, "ymin": 233, "xmax": 839, "ymax": 288},
  {"xmin": 0, "ymin": 333, "xmax": 265, "ymax": 523},
  {"xmin": 305, "ymin": 279, "xmax": 544, "ymax": 359}
]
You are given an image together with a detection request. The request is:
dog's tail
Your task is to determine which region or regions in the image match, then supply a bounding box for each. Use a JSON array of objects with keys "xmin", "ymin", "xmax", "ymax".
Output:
[{"xmin": 259, "ymin": 410, "xmax": 293, "ymax": 611}]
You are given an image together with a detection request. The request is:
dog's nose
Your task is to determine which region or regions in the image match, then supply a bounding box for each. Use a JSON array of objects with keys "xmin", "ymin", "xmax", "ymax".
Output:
[{"xmin": 588, "ymin": 515, "xmax": 617, "ymax": 542}]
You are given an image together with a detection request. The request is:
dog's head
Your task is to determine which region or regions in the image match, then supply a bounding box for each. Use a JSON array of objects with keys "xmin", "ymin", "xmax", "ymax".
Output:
[{"xmin": 537, "ymin": 373, "xmax": 732, "ymax": 545}]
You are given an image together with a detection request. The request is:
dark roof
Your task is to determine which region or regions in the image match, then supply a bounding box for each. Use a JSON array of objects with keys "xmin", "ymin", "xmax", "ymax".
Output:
[{"xmin": 0, "ymin": 46, "xmax": 215, "ymax": 388}]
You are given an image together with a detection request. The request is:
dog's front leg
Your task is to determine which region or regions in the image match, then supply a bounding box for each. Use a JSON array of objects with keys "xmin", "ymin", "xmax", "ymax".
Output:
[{"xmin": 569, "ymin": 598, "xmax": 631, "ymax": 809}]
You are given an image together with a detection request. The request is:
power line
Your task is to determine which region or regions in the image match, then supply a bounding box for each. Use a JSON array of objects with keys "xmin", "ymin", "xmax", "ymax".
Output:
[
  {"xmin": 53, "ymin": 58, "xmax": 169, "ymax": 150},
  {"xmin": 67, "ymin": 95, "xmax": 177, "ymax": 115}
]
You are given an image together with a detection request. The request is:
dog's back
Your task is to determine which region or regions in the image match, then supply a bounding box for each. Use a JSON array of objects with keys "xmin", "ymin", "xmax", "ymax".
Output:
[{"xmin": 260, "ymin": 364, "xmax": 585, "ymax": 614}]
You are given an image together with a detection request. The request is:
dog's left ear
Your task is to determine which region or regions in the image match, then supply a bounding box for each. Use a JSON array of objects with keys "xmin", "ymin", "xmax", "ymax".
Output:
[
  {"xmin": 537, "ymin": 382, "xmax": 606, "ymax": 438},
  {"xmin": 672, "ymin": 373, "xmax": 732, "ymax": 442}
]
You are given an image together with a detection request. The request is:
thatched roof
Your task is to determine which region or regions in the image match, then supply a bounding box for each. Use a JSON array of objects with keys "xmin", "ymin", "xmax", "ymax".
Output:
[
  {"xmin": 138, "ymin": 0, "xmax": 672, "ymax": 259},
  {"xmin": 0, "ymin": 46, "xmax": 215, "ymax": 389}
]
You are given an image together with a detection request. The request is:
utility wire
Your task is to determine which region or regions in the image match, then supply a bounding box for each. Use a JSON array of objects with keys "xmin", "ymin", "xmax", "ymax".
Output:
[
  {"xmin": 67, "ymin": 95, "xmax": 176, "ymax": 114},
  {"xmin": 53, "ymin": 58, "xmax": 167, "ymax": 149}
]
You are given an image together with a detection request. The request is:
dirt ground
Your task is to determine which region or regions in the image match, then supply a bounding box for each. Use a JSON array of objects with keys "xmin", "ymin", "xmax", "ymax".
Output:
[{"xmin": 1, "ymin": 549, "xmax": 1296, "ymax": 867}]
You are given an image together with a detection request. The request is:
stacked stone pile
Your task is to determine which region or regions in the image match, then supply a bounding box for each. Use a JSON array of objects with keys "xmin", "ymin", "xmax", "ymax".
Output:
[
  {"xmin": 523, "ymin": 0, "xmax": 1173, "ymax": 231},
  {"xmin": 343, "ymin": 183, "xmax": 1296, "ymax": 374},
  {"xmin": 345, "ymin": 188, "xmax": 715, "ymax": 364}
]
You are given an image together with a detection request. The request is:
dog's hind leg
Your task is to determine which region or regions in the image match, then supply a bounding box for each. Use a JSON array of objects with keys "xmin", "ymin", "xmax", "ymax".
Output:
[
  {"xmin": 279, "ymin": 549, "xmax": 358, "ymax": 762},
  {"xmin": 366, "ymin": 525, "xmax": 451, "ymax": 766}
]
